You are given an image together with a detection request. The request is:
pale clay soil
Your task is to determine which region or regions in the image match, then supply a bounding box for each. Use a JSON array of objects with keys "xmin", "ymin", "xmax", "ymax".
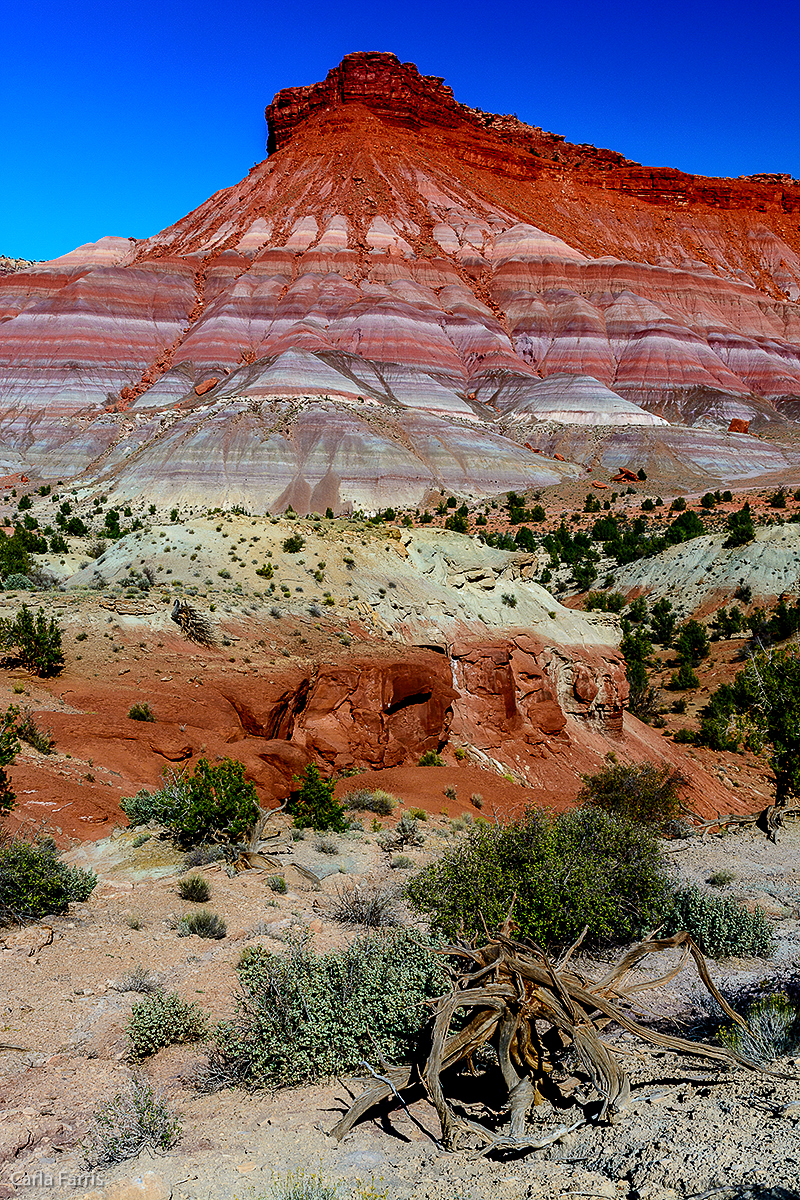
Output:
[{"xmin": 1, "ymin": 817, "xmax": 799, "ymax": 1200}]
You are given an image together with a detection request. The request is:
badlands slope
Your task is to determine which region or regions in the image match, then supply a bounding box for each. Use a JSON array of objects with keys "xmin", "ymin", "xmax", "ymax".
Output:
[{"xmin": 1, "ymin": 52, "xmax": 800, "ymax": 508}]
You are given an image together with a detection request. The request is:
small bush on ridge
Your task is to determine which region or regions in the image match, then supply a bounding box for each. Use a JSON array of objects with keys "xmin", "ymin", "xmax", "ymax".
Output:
[
  {"xmin": 127, "ymin": 989, "xmax": 208, "ymax": 1060},
  {"xmin": 419, "ymin": 750, "xmax": 444, "ymax": 767},
  {"xmin": 0, "ymin": 605, "xmax": 64, "ymax": 676},
  {"xmin": 577, "ymin": 756, "xmax": 685, "ymax": 827},
  {"xmin": 128, "ymin": 702, "xmax": 156, "ymax": 722}
]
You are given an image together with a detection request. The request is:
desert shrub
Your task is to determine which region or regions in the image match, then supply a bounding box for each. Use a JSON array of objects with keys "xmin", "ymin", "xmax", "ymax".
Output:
[
  {"xmin": 331, "ymin": 882, "xmax": 401, "ymax": 927},
  {"xmin": 718, "ymin": 992, "xmax": 800, "ymax": 1064},
  {"xmin": 391, "ymin": 855, "xmax": 413, "ymax": 870},
  {"xmin": 314, "ymin": 834, "xmax": 339, "ymax": 855},
  {"xmin": 117, "ymin": 965, "xmax": 162, "ymax": 994},
  {"xmin": 83, "ymin": 1078, "xmax": 181, "ymax": 1170},
  {"xmin": 148, "ymin": 758, "xmax": 259, "ymax": 847},
  {"xmin": 0, "ymin": 838, "xmax": 96, "ymax": 923},
  {"xmin": 725, "ymin": 502, "xmax": 756, "ymax": 548},
  {"xmin": 470, "ymin": 792, "xmax": 484, "ymax": 809},
  {"xmin": 585, "ymin": 591, "xmax": 626, "ymax": 613},
  {"xmin": 16, "ymin": 707, "xmax": 54, "ymax": 754},
  {"xmin": 282, "ymin": 534, "xmax": 305, "ymax": 554},
  {"xmin": 128, "ymin": 702, "xmax": 156, "ymax": 722},
  {"xmin": 650, "ymin": 598, "xmax": 677, "ymax": 646},
  {"xmin": 178, "ymin": 873, "xmax": 210, "ymax": 902},
  {"xmin": 343, "ymin": 788, "xmax": 397, "ymax": 816},
  {"xmin": 707, "ymin": 869, "xmax": 735, "ymax": 888},
  {"xmin": 289, "ymin": 764, "xmax": 346, "ymax": 832},
  {"xmin": 183, "ymin": 844, "xmax": 226, "ymax": 868},
  {"xmin": 407, "ymin": 806, "xmax": 670, "ymax": 951},
  {"xmin": 176, "ymin": 910, "xmax": 226, "ymax": 939},
  {"xmin": 0, "ymin": 605, "xmax": 64, "ymax": 676},
  {"xmin": 419, "ymin": 750, "xmax": 444, "ymax": 766},
  {"xmin": 0, "ymin": 704, "xmax": 21, "ymax": 815},
  {"xmin": 669, "ymin": 663, "xmax": 700, "ymax": 690},
  {"xmin": 127, "ymin": 990, "xmax": 208, "ymax": 1060},
  {"xmin": 577, "ymin": 756, "xmax": 685, "ymax": 827},
  {"xmin": 208, "ymin": 929, "xmax": 447, "ymax": 1089},
  {"xmin": 267, "ymin": 875, "xmax": 287, "ymax": 894},
  {"xmin": 661, "ymin": 885, "xmax": 773, "ymax": 958},
  {"xmin": 674, "ymin": 619, "xmax": 710, "ymax": 667},
  {"xmin": 63, "ymin": 864, "xmax": 98, "ymax": 902}
]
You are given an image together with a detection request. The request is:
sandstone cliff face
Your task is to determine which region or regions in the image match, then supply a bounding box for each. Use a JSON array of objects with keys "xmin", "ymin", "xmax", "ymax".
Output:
[{"xmin": 1, "ymin": 52, "xmax": 799, "ymax": 502}]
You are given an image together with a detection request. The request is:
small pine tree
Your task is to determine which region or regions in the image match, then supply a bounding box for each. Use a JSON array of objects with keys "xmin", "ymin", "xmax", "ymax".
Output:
[
  {"xmin": 725, "ymin": 501, "xmax": 756, "ymax": 548},
  {"xmin": 290, "ymin": 764, "xmax": 347, "ymax": 831}
]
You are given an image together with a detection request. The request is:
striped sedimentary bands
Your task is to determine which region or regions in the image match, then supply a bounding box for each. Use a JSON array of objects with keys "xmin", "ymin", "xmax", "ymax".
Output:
[{"xmin": 1, "ymin": 52, "xmax": 799, "ymax": 505}]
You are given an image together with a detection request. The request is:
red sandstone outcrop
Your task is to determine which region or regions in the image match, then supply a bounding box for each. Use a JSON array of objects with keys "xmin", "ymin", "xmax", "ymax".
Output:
[{"xmin": 728, "ymin": 417, "xmax": 751, "ymax": 433}]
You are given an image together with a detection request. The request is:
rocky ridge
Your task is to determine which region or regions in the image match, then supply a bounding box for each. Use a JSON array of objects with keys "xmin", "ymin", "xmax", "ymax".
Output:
[{"xmin": 1, "ymin": 53, "xmax": 800, "ymax": 507}]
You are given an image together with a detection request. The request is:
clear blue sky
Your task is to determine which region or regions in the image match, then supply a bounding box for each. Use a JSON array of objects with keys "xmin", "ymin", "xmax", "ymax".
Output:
[{"xmin": 3, "ymin": 0, "xmax": 799, "ymax": 261}]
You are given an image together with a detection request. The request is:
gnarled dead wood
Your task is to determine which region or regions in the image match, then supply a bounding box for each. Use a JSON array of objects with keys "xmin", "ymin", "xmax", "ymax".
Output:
[{"xmin": 332, "ymin": 928, "xmax": 779, "ymax": 1155}]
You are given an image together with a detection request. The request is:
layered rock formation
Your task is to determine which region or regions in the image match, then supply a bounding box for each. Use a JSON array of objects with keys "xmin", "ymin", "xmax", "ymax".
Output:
[{"xmin": 2, "ymin": 51, "xmax": 800, "ymax": 505}]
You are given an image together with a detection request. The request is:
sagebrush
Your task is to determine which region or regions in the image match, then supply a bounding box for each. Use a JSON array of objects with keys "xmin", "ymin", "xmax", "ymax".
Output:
[{"xmin": 83, "ymin": 1078, "xmax": 181, "ymax": 1169}]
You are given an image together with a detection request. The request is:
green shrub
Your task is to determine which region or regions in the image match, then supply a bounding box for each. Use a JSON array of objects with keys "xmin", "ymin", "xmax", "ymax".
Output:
[
  {"xmin": 0, "ymin": 838, "xmax": 96, "ymax": 923},
  {"xmin": 176, "ymin": 910, "xmax": 226, "ymax": 939},
  {"xmin": 267, "ymin": 875, "xmax": 287, "ymax": 894},
  {"xmin": 63, "ymin": 864, "xmax": 98, "ymax": 902},
  {"xmin": 208, "ymin": 929, "xmax": 448, "ymax": 1089},
  {"xmin": 178, "ymin": 874, "xmax": 210, "ymax": 902},
  {"xmin": 661, "ymin": 885, "xmax": 773, "ymax": 958},
  {"xmin": 83, "ymin": 1079, "xmax": 181, "ymax": 1169},
  {"xmin": 0, "ymin": 704, "xmax": 21, "ymax": 816},
  {"xmin": 674, "ymin": 619, "xmax": 710, "ymax": 667},
  {"xmin": 577, "ymin": 756, "xmax": 685, "ymax": 827},
  {"xmin": 128, "ymin": 702, "xmax": 156, "ymax": 722},
  {"xmin": 16, "ymin": 707, "xmax": 55, "ymax": 754},
  {"xmin": 289, "ymin": 764, "xmax": 346, "ymax": 831},
  {"xmin": 1, "ymin": 605, "xmax": 64, "ymax": 676},
  {"xmin": 707, "ymin": 869, "xmax": 735, "ymax": 888},
  {"xmin": 418, "ymin": 750, "xmax": 444, "ymax": 767},
  {"xmin": 127, "ymin": 989, "xmax": 208, "ymax": 1060},
  {"xmin": 331, "ymin": 881, "xmax": 400, "ymax": 927},
  {"xmin": 124, "ymin": 759, "xmax": 259, "ymax": 847},
  {"xmin": 669, "ymin": 663, "xmax": 700, "ymax": 690},
  {"xmin": 282, "ymin": 534, "xmax": 305, "ymax": 554},
  {"xmin": 407, "ymin": 807, "xmax": 670, "ymax": 951}
]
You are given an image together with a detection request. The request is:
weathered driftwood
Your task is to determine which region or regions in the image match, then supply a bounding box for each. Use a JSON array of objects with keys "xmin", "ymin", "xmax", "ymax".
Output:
[
  {"xmin": 332, "ymin": 925, "xmax": 769, "ymax": 1155},
  {"xmin": 671, "ymin": 804, "xmax": 800, "ymax": 846},
  {"xmin": 170, "ymin": 598, "xmax": 216, "ymax": 647}
]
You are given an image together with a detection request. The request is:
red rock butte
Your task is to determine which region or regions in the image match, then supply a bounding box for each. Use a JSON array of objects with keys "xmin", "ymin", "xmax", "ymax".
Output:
[{"xmin": 1, "ymin": 50, "xmax": 800, "ymax": 509}]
